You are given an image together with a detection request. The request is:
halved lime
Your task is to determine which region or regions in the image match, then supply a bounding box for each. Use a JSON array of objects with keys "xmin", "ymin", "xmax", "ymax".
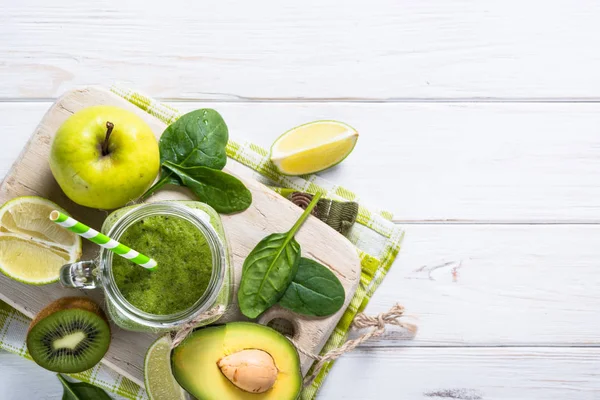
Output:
[
  {"xmin": 145, "ymin": 335, "xmax": 188, "ymax": 400},
  {"xmin": 0, "ymin": 196, "xmax": 82, "ymax": 284},
  {"xmin": 269, "ymin": 120, "xmax": 359, "ymax": 175}
]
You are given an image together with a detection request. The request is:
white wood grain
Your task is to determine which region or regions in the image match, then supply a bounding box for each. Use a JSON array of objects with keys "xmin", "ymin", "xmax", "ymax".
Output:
[
  {"xmin": 4, "ymin": 1, "xmax": 600, "ymax": 99},
  {"xmin": 320, "ymin": 347, "xmax": 600, "ymax": 399},
  {"xmin": 0, "ymin": 351, "xmax": 64, "ymax": 400},
  {"xmin": 0, "ymin": 103, "xmax": 37, "ymax": 178},
  {"xmin": 5, "ymin": 347, "xmax": 600, "ymax": 400},
  {"xmin": 362, "ymin": 224, "xmax": 600, "ymax": 347},
  {"xmin": 2, "ymin": 97, "xmax": 600, "ymax": 398},
  {"xmin": 0, "ymin": 351, "xmax": 128, "ymax": 399},
  {"xmin": 4, "ymin": 1, "xmax": 600, "ymax": 398},
  {"xmin": 2, "ymin": 101, "xmax": 600, "ymax": 221}
]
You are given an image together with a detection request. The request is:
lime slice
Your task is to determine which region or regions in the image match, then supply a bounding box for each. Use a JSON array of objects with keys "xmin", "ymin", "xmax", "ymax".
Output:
[
  {"xmin": 145, "ymin": 335, "xmax": 188, "ymax": 400},
  {"xmin": 0, "ymin": 196, "xmax": 81, "ymax": 284},
  {"xmin": 269, "ymin": 120, "xmax": 359, "ymax": 175}
]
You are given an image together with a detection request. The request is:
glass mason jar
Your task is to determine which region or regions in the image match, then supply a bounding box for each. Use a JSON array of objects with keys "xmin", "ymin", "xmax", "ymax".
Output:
[{"xmin": 59, "ymin": 201, "xmax": 231, "ymax": 333}]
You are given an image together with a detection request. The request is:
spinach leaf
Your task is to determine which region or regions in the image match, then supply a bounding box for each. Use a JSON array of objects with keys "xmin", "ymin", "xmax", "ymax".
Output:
[
  {"xmin": 278, "ymin": 257, "xmax": 345, "ymax": 317},
  {"xmin": 58, "ymin": 374, "xmax": 112, "ymax": 400},
  {"xmin": 144, "ymin": 109, "xmax": 229, "ymax": 197},
  {"xmin": 162, "ymin": 161, "xmax": 252, "ymax": 214},
  {"xmin": 238, "ymin": 193, "xmax": 322, "ymax": 318}
]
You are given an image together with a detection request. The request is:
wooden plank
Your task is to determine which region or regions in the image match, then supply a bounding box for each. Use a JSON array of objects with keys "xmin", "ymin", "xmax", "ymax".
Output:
[
  {"xmin": 0, "ymin": 351, "xmax": 65, "ymax": 400},
  {"xmin": 3, "ymin": 1, "xmax": 600, "ymax": 99},
  {"xmin": 5, "ymin": 346, "xmax": 600, "ymax": 399},
  {"xmin": 0, "ymin": 88, "xmax": 361, "ymax": 385},
  {"xmin": 0, "ymin": 103, "xmax": 39, "ymax": 178},
  {"xmin": 2, "ymin": 101, "xmax": 600, "ymax": 221},
  {"xmin": 0, "ymin": 351, "xmax": 128, "ymax": 400},
  {"xmin": 320, "ymin": 347, "xmax": 600, "ymax": 399},
  {"xmin": 361, "ymin": 224, "xmax": 600, "ymax": 347}
]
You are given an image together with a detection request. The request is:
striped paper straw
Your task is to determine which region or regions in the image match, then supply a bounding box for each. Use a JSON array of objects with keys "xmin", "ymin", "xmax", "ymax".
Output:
[{"xmin": 49, "ymin": 210, "xmax": 157, "ymax": 271}]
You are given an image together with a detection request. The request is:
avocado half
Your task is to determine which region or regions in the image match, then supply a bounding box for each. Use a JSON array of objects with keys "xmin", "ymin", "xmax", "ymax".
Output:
[{"xmin": 171, "ymin": 322, "xmax": 302, "ymax": 400}]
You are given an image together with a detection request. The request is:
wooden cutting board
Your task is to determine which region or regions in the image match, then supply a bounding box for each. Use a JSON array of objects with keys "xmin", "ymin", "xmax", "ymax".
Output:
[{"xmin": 0, "ymin": 87, "xmax": 360, "ymax": 386}]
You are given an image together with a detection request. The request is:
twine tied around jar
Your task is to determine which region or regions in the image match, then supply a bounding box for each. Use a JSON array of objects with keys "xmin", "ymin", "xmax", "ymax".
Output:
[
  {"xmin": 294, "ymin": 303, "xmax": 417, "ymax": 387},
  {"xmin": 170, "ymin": 305, "xmax": 226, "ymax": 348}
]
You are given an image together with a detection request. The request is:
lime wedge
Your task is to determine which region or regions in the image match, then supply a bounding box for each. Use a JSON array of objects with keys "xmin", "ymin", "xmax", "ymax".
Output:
[
  {"xmin": 145, "ymin": 335, "xmax": 188, "ymax": 400},
  {"xmin": 270, "ymin": 120, "xmax": 358, "ymax": 175},
  {"xmin": 0, "ymin": 196, "xmax": 81, "ymax": 284}
]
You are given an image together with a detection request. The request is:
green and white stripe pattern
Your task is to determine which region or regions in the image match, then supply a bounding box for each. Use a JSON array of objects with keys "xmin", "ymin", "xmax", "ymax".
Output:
[{"xmin": 49, "ymin": 210, "xmax": 157, "ymax": 271}]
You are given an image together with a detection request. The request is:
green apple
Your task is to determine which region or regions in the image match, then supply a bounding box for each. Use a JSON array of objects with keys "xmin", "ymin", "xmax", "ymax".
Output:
[{"xmin": 49, "ymin": 105, "xmax": 160, "ymax": 209}]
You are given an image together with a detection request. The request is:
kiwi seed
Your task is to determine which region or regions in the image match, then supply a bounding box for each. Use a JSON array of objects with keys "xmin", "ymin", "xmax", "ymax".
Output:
[{"xmin": 26, "ymin": 297, "xmax": 111, "ymax": 373}]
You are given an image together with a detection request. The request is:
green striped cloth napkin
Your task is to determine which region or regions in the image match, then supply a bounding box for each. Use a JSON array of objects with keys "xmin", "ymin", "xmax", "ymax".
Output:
[{"xmin": 0, "ymin": 86, "xmax": 404, "ymax": 400}]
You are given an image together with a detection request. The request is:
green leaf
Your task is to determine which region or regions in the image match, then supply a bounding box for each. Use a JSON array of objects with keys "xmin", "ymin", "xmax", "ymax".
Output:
[
  {"xmin": 278, "ymin": 257, "xmax": 345, "ymax": 317},
  {"xmin": 58, "ymin": 374, "xmax": 112, "ymax": 400},
  {"xmin": 238, "ymin": 233, "xmax": 301, "ymax": 318},
  {"xmin": 162, "ymin": 161, "xmax": 252, "ymax": 214},
  {"xmin": 238, "ymin": 193, "xmax": 322, "ymax": 318},
  {"xmin": 145, "ymin": 109, "xmax": 229, "ymax": 197}
]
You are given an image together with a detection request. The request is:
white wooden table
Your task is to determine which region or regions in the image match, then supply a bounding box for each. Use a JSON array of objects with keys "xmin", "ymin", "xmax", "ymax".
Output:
[{"xmin": 2, "ymin": 1, "xmax": 600, "ymax": 399}]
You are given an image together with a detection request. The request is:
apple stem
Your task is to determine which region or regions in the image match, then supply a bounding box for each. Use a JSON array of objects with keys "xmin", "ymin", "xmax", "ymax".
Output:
[{"xmin": 102, "ymin": 121, "xmax": 114, "ymax": 156}]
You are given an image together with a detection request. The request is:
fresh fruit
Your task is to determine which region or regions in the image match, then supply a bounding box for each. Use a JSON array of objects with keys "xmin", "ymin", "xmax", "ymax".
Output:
[
  {"xmin": 269, "ymin": 120, "xmax": 358, "ymax": 175},
  {"xmin": 172, "ymin": 322, "xmax": 302, "ymax": 400},
  {"xmin": 145, "ymin": 335, "xmax": 187, "ymax": 400},
  {"xmin": 0, "ymin": 196, "xmax": 81, "ymax": 284},
  {"xmin": 49, "ymin": 105, "xmax": 160, "ymax": 209},
  {"xmin": 26, "ymin": 297, "xmax": 111, "ymax": 373}
]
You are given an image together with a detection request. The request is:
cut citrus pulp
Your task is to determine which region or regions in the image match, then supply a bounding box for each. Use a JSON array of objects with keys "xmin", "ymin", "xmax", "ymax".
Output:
[
  {"xmin": 145, "ymin": 335, "xmax": 188, "ymax": 400},
  {"xmin": 0, "ymin": 196, "xmax": 81, "ymax": 284},
  {"xmin": 269, "ymin": 120, "xmax": 358, "ymax": 175}
]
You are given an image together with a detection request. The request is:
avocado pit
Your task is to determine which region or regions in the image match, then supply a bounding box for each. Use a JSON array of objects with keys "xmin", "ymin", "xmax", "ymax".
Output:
[
  {"xmin": 217, "ymin": 349, "xmax": 278, "ymax": 393},
  {"xmin": 171, "ymin": 322, "xmax": 302, "ymax": 399}
]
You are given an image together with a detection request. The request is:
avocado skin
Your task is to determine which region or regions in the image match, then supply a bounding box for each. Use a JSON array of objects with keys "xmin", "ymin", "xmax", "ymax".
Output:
[{"xmin": 171, "ymin": 322, "xmax": 302, "ymax": 400}]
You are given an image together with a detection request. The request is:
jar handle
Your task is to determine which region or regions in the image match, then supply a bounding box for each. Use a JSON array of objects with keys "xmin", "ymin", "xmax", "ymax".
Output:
[{"xmin": 59, "ymin": 261, "xmax": 100, "ymax": 289}]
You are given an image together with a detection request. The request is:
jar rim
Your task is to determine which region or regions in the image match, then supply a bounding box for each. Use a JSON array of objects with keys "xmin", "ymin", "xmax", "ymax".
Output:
[{"xmin": 101, "ymin": 201, "xmax": 226, "ymax": 329}]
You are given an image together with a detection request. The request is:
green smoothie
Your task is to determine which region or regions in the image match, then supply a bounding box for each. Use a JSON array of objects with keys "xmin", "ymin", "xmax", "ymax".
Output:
[{"xmin": 112, "ymin": 214, "xmax": 213, "ymax": 315}]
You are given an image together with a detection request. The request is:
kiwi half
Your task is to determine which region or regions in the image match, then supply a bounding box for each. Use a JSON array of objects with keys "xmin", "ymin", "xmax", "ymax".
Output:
[{"xmin": 26, "ymin": 297, "xmax": 111, "ymax": 373}]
